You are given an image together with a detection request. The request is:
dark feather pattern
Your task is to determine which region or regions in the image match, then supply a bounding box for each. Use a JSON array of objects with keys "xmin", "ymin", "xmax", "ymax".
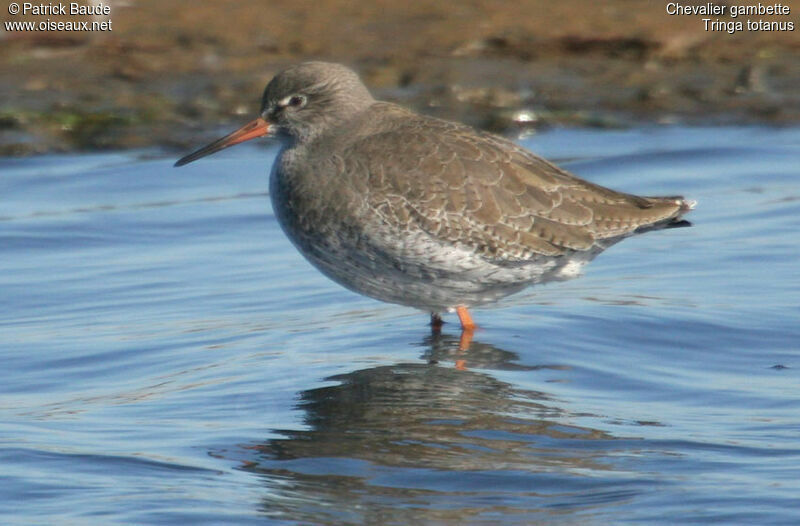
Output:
[{"xmin": 338, "ymin": 103, "xmax": 691, "ymax": 263}]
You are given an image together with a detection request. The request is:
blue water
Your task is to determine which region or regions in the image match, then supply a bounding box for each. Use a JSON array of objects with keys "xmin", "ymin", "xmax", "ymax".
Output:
[{"xmin": 1, "ymin": 126, "xmax": 799, "ymax": 524}]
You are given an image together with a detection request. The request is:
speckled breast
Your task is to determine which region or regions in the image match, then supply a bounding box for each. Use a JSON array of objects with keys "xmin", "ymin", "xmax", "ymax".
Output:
[{"xmin": 268, "ymin": 150, "xmax": 579, "ymax": 312}]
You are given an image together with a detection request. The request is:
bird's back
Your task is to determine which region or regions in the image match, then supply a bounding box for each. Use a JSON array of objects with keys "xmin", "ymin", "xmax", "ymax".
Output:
[{"xmin": 327, "ymin": 103, "xmax": 692, "ymax": 263}]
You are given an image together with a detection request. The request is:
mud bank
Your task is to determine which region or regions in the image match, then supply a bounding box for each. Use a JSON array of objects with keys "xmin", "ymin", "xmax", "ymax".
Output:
[{"xmin": 2, "ymin": 0, "xmax": 799, "ymax": 155}]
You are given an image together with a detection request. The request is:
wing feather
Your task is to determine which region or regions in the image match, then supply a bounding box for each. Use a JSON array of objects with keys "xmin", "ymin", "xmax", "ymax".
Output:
[{"xmin": 340, "ymin": 105, "xmax": 687, "ymax": 262}]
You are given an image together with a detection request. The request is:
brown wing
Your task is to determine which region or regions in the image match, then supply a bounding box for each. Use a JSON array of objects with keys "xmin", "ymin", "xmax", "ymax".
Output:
[{"xmin": 341, "ymin": 106, "xmax": 688, "ymax": 261}]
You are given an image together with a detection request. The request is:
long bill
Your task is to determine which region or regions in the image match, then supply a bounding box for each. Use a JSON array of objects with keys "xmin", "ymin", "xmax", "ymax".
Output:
[{"xmin": 174, "ymin": 117, "xmax": 274, "ymax": 167}]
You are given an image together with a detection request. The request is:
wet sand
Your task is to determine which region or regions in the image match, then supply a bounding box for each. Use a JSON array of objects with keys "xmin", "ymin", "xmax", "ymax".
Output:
[{"xmin": 2, "ymin": 0, "xmax": 799, "ymax": 154}]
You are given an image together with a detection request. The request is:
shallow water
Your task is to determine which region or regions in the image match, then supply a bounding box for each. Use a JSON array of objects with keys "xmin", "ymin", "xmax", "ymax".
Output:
[{"xmin": 1, "ymin": 126, "xmax": 799, "ymax": 525}]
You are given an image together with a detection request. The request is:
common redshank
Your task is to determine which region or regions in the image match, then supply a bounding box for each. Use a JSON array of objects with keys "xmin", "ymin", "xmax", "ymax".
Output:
[{"xmin": 176, "ymin": 62, "xmax": 694, "ymax": 334}]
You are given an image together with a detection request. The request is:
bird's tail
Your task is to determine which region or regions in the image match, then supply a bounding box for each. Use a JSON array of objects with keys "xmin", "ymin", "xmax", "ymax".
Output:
[{"xmin": 640, "ymin": 196, "xmax": 697, "ymax": 232}]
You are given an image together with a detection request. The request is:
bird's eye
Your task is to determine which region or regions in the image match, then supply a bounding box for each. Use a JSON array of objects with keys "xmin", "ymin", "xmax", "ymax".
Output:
[{"xmin": 287, "ymin": 95, "xmax": 306, "ymax": 108}]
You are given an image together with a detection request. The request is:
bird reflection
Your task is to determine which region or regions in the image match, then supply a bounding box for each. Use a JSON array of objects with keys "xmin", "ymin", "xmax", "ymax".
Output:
[
  {"xmin": 235, "ymin": 334, "xmax": 625, "ymax": 523},
  {"xmin": 420, "ymin": 328, "xmax": 548, "ymax": 371}
]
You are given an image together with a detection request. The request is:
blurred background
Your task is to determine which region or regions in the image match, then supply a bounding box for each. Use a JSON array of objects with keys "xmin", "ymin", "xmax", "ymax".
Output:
[{"xmin": 2, "ymin": 0, "xmax": 799, "ymax": 155}]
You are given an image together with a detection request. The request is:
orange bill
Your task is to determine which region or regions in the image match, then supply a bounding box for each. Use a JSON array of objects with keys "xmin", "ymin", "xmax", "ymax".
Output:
[{"xmin": 174, "ymin": 117, "xmax": 273, "ymax": 167}]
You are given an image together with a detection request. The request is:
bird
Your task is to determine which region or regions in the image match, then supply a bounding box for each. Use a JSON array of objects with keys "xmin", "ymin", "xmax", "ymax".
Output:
[{"xmin": 175, "ymin": 62, "xmax": 694, "ymax": 336}]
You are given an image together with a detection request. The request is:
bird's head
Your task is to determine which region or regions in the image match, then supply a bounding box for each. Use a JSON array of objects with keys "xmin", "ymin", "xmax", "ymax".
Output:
[{"xmin": 175, "ymin": 62, "xmax": 374, "ymax": 167}]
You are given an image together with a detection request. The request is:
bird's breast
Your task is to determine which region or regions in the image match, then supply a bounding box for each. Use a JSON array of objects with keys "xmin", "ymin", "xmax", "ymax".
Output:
[{"xmin": 270, "ymin": 150, "xmax": 370, "ymax": 252}]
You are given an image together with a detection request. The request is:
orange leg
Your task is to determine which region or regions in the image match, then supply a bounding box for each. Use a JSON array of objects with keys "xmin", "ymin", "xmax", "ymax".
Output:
[
  {"xmin": 455, "ymin": 306, "xmax": 475, "ymax": 361},
  {"xmin": 455, "ymin": 306, "xmax": 476, "ymax": 331}
]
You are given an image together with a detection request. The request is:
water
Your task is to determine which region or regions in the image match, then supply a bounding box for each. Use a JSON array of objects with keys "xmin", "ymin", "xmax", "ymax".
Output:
[{"xmin": 1, "ymin": 126, "xmax": 799, "ymax": 525}]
